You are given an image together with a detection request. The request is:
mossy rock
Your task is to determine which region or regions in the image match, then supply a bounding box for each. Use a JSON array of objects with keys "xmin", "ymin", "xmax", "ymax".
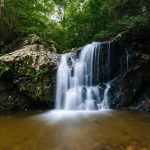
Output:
[{"xmin": 0, "ymin": 43, "xmax": 59, "ymax": 111}]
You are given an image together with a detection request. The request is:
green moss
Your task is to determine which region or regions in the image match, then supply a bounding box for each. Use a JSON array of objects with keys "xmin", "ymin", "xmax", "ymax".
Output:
[{"xmin": 12, "ymin": 59, "xmax": 55, "ymax": 103}]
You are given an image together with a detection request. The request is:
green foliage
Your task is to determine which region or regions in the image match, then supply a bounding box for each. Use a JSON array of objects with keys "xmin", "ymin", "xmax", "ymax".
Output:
[
  {"xmin": 1, "ymin": 0, "xmax": 150, "ymax": 51},
  {"xmin": 34, "ymin": 66, "xmax": 49, "ymax": 82},
  {"xmin": 0, "ymin": 0, "xmax": 54, "ymax": 42},
  {"xmin": 0, "ymin": 62, "xmax": 11, "ymax": 77},
  {"xmin": 94, "ymin": 31, "xmax": 113, "ymax": 41}
]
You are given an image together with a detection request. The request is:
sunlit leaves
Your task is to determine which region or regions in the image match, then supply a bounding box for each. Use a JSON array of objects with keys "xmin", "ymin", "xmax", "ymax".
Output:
[{"xmin": 1, "ymin": 0, "xmax": 150, "ymax": 51}]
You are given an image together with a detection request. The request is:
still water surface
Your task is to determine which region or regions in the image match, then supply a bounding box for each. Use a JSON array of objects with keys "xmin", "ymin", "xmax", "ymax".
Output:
[{"xmin": 0, "ymin": 110, "xmax": 150, "ymax": 150}]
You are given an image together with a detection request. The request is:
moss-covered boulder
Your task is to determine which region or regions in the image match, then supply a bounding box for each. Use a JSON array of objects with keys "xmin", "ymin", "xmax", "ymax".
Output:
[{"xmin": 0, "ymin": 42, "xmax": 59, "ymax": 112}]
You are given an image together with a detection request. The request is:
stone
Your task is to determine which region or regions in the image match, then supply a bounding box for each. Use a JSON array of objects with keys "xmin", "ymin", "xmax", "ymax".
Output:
[
  {"xmin": 108, "ymin": 66, "xmax": 143, "ymax": 108},
  {"xmin": 107, "ymin": 25, "xmax": 150, "ymax": 110},
  {"xmin": 0, "ymin": 43, "xmax": 59, "ymax": 112}
]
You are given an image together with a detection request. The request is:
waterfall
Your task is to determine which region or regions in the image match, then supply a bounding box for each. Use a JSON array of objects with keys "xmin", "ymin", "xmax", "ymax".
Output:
[
  {"xmin": 55, "ymin": 42, "xmax": 111, "ymax": 110},
  {"xmin": 100, "ymin": 84, "xmax": 110, "ymax": 109},
  {"xmin": 55, "ymin": 55, "xmax": 70, "ymax": 109}
]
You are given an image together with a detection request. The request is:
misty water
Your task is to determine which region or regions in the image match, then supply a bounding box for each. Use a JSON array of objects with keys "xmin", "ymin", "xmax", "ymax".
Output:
[
  {"xmin": 56, "ymin": 42, "xmax": 111, "ymax": 111},
  {"xmin": 0, "ymin": 110, "xmax": 150, "ymax": 150}
]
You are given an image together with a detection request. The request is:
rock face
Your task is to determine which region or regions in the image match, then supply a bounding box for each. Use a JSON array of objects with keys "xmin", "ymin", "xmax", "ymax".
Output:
[
  {"xmin": 0, "ymin": 25, "xmax": 150, "ymax": 112},
  {"xmin": 108, "ymin": 66, "xmax": 143, "ymax": 108},
  {"xmin": 0, "ymin": 39, "xmax": 59, "ymax": 112},
  {"xmin": 113, "ymin": 25, "xmax": 150, "ymax": 55},
  {"xmin": 108, "ymin": 61, "xmax": 150, "ymax": 111},
  {"xmin": 107, "ymin": 25, "xmax": 150, "ymax": 111}
]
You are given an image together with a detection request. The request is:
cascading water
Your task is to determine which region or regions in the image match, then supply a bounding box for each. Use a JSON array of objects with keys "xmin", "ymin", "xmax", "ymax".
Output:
[{"xmin": 55, "ymin": 42, "xmax": 111, "ymax": 110}]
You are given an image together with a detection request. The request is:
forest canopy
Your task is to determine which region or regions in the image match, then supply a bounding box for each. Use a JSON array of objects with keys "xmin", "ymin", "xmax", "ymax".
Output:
[{"xmin": 0, "ymin": 0, "xmax": 150, "ymax": 50}]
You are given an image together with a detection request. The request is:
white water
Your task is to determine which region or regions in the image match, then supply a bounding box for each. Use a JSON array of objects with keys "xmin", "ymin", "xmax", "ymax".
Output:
[
  {"xmin": 100, "ymin": 84, "xmax": 110, "ymax": 109},
  {"xmin": 55, "ymin": 42, "xmax": 110, "ymax": 110}
]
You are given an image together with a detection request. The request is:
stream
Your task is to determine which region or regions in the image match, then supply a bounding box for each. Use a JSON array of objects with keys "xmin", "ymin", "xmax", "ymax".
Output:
[{"xmin": 0, "ymin": 110, "xmax": 150, "ymax": 150}]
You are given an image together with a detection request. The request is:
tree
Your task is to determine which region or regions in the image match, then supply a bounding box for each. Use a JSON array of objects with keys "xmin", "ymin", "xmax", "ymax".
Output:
[
  {"xmin": 0, "ymin": 0, "xmax": 4, "ymax": 18},
  {"xmin": 1, "ymin": 0, "xmax": 150, "ymax": 51}
]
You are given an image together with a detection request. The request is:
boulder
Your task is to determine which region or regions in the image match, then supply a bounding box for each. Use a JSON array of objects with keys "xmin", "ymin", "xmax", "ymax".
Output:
[{"xmin": 0, "ymin": 43, "xmax": 59, "ymax": 112}]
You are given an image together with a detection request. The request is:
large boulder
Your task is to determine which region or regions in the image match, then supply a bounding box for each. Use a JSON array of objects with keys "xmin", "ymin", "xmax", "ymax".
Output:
[{"xmin": 0, "ymin": 43, "xmax": 59, "ymax": 112}]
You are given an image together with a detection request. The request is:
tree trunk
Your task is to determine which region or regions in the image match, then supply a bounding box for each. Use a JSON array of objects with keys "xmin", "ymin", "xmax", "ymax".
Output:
[{"xmin": 0, "ymin": 0, "xmax": 4, "ymax": 18}]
